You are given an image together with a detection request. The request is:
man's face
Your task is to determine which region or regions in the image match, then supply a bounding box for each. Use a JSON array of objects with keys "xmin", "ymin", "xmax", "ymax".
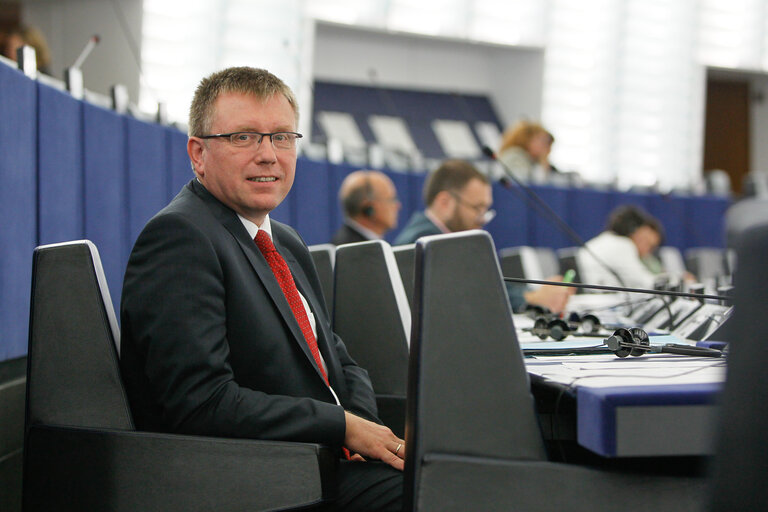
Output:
[
  {"xmin": 631, "ymin": 225, "xmax": 661, "ymax": 257},
  {"xmin": 445, "ymin": 178, "xmax": 493, "ymax": 232},
  {"xmin": 370, "ymin": 176, "xmax": 401, "ymax": 232},
  {"xmin": 188, "ymin": 91, "xmax": 297, "ymax": 226}
]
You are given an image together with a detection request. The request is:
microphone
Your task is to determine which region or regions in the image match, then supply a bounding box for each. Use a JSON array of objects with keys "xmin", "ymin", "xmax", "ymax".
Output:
[
  {"xmin": 72, "ymin": 34, "xmax": 100, "ymax": 69},
  {"xmin": 503, "ymin": 276, "xmax": 732, "ymax": 303},
  {"xmin": 484, "ymin": 145, "xmax": 631, "ymax": 292}
]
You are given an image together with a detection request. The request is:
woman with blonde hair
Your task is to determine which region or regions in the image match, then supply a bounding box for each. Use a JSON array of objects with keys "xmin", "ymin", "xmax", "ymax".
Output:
[{"xmin": 497, "ymin": 120, "xmax": 556, "ymax": 182}]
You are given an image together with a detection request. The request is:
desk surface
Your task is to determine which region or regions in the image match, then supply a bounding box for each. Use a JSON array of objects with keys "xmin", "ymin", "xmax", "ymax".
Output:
[{"xmin": 525, "ymin": 352, "xmax": 726, "ymax": 458}]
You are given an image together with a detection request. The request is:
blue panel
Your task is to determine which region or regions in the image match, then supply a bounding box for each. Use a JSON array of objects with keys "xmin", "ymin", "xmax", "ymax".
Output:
[
  {"xmin": 682, "ymin": 195, "xmax": 729, "ymax": 250},
  {"xmin": 126, "ymin": 117, "xmax": 169, "ymax": 249},
  {"xmin": 167, "ymin": 127, "xmax": 192, "ymax": 200},
  {"xmin": 0, "ymin": 64, "xmax": 36, "ymax": 361},
  {"xmin": 567, "ymin": 188, "xmax": 614, "ymax": 244},
  {"xmin": 647, "ymin": 194, "xmax": 686, "ymax": 249},
  {"xmin": 527, "ymin": 185, "xmax": 570, "ymax": 248},
  {"xmin": 292, "ymin": 158, "xmax": 332, "ymax": 245},
  {"xmin": 83, "ymin": 103, "xmax": 126, "ymax": 313},
  {"xmin": 37, "ymin": 83, "xmax": 84, "ymax": 245},
  {"xmin": 485, "ymin": 183, "xmax": 530, "ymax": 250}
]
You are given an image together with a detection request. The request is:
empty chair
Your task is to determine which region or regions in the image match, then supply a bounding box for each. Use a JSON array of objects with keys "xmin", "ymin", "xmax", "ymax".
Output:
[
  {"xmin": 333, "ymin": 240, "xmax": 411, "ymax": 438},
  {"xmin": 403, "ymin": 230, "xmax": 706, "ymax": 512},
  {"xmin": 393, "ymin": 244, "xmax": 416, "ymax": 308},
  {"xmin": 499, "ymin": 246, "xmax": 559, "ymax": 281},
  {"xmin": 309, "ymin": 243, "xmax": 336, "ymax": 312},
  {"xmin": 24, "ymin": 241, "xmax": 335, "ymax": 512},
  {"xmin": 685, "ymin": 247, "xmax": 726, "ymax": 286}
]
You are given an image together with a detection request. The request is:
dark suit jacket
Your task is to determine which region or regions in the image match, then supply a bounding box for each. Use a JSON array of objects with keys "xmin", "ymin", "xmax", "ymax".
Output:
[
  {"xmin": 393, "ymin": 211, "xmax": 443, "ymax": 245},
  {"xmin": 120, "ymin": 180, "xmax": 379, "ymax": 452},
  {"xmin": 331, "ymin": 222, "xmax": 370, "ymax": 246}
]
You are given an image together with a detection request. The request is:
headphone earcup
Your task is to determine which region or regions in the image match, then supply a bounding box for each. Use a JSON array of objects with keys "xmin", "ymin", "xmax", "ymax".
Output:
[
  {"xmin": 548, "ymin": 318, "xmax": 570, "ymax": 341},
  {"xmin": 607, "ymin": 328, "xmax": 634, "ymax": 358},
  {"xmin": 362, "ymin": 204, "xmax": 374, "ymax": 217}
]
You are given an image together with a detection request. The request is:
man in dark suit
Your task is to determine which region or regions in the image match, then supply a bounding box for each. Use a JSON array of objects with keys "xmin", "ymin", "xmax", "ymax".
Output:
[
  {"xmin": 394, "ymin": 160, "xmax": 494, "ymax": 245},
  {"xmin": 394, "ymin": 159, "xmax": 572, "ymax": 314},
  {"xmin": 120, "ymin": 67, "xmax": 404, "ymax": 511},
  {"xmin": 331, "ymin": 170, "xmax": 401, "ymax": 245}
]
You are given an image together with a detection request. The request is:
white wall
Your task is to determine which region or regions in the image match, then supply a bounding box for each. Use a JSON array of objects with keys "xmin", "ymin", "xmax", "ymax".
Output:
[
  {"xmin": 20, "ymin": 0, "xmax": 143, "ymax": 103},
  {"xmin": 312, "ymin": 22, "xmax": 544, "ymax": 128}
]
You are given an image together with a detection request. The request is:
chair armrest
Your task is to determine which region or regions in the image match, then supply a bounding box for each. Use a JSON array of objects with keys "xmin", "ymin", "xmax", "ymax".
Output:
[{"xmin": 24, "ymin": 424, "xmax": 337, "ymax": 512}]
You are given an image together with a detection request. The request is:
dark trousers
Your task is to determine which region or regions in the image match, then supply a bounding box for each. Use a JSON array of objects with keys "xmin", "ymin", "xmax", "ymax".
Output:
[{"xmin": 323, "ymin": 460, "xmax": 404, "ymax": 512}]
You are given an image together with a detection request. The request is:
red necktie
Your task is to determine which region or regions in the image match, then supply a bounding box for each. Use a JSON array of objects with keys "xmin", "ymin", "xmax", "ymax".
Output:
[
  {"xmin": 254, "ymin": 230, "xmax": 329, "ymax": 385},
  {"xmin": 254, "ymin": 231, "xmax": 351, "ymax": 459}
]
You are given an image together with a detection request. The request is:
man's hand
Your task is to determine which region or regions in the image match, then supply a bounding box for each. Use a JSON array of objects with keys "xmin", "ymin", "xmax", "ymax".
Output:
[{"xmin": 344, "ymin": 411, "xmax": 405, "ymax": 471}]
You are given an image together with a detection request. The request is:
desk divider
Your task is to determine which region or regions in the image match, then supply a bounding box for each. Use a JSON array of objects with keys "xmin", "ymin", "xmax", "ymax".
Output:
[{"xmin": 0, "ymin": 64, "xmax": 36, "ymax": 361}]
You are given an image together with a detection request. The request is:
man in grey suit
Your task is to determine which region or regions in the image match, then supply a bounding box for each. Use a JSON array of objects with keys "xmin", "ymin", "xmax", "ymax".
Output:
[{"xmin": 120, "ymin": 67, "xmax": 404, "ymax": 511}]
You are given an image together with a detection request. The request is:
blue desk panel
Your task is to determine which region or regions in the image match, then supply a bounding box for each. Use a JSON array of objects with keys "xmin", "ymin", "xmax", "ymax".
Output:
[
  {"xmin": 83, "ymin": 103, "xmax": 127, "ymax": 313},
  {"xmin": 126, "ymin": 117, "xmax": 169, "ymax": 250},
  {"xmin": 0, "ymin": 65, "xmax": 36, "ymax": 361},
  {"xmin": 37, "ymin": 83, "xmax": 84, "ymax": 245},
  {"xmin": 577, "ymin": 382, "xmax": 722, "ymax": 457},
  {"xmin": 167, "ymin": 128, "xmax": 191, "ymax": 200}
]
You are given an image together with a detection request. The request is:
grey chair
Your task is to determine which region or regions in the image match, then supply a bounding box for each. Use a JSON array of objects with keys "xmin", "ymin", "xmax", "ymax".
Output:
[
  {"xmin": 684, "ymin": 247, "xmax": 726, "ymax": 286},
  {"xmin": 403, "ymin": 230, "xmax": 706, "ymax": 512},
  {"xmin": 393, "ymin": 244, "xmax": 416, "ymax": 308},
  {"xmin": 499, "ymin": 246, "xmax": 559, "ymax": 281},
  {"xmin": 309, "ymin": 243, "xmax": 336, "ymax": 314},
  {"xmin": 708, "ymin": 218, "xmax": 768, "ymax": 511},
  {"xmin": 333, "ymin": 240, "xmax": 411, "ymax": 438},
  {"xmin": 23, "ymin": 240, "xmax": 335, "ymax": 512}
]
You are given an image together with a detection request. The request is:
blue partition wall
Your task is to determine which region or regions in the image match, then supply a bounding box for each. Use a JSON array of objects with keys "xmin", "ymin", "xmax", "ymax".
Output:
[
  {"xmin": 0, "ymin": 63, "xmax": 732, "ymax": 362},
  {"xmin": 0, "ymin": 65, "xmax": 36, "ymax": 362}
]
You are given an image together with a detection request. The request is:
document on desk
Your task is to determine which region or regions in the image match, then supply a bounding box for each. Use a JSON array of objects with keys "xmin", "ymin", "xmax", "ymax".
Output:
[{"xmin": 525, "ymin": 353, "xmax": 727, "ymax": 388}]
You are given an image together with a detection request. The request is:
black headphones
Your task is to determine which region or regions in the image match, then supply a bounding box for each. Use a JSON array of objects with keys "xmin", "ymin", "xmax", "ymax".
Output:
[
  {"xmin": 528, "ymin": 312, "xmax": 603, "ymax": 341},
  {"xmin": 342, "ymin": 173, "xmax": 376, "ymax": 218},
  {"xmin": 605, "ymin": 327, "xmax": 723, "ymax": 358}
]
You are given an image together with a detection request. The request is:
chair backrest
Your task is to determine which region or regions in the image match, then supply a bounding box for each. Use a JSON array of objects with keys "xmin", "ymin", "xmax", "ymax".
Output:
[
  {"xmin": 499, "ymin": 246, "xmax": 559, "ymax": 281},
  {"xmin": 709, "ymin": 220, "xmax": 768, "ymax": 510},
  {"xmin": 26, "ymin": 240, "xmax": 133, "ymax": 431},
  {"xmin": 404, "ymin": 231, "xmax": 546, "ymax": 509},
  {"xmin": 684, "ymin": 247, "xmax": 725, "ymax": 284},
  {"xmin": 308, "ymin": 243, "xmax": 336, "ymax": 313},
  {"xmin": 333, "ymin": 241, "xmax": 410, "ymax": 397},
  {"xmin": 393, "ymin": 244, "xmax": 415, "ymax": 308}
]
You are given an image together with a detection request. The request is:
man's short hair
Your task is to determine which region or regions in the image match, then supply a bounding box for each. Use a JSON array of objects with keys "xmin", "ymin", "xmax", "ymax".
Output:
[
  {"xmin": 423, "ymin": 160, "xmax": 489, "ymax": 206},
  {"xmin": 188, "ymin": 67, "xmax": 299, "ymax": 137},
  {"xmin": 607, "ymin": 204, "xmax": 664, "ymax": 241},
  {"xmin": 340, "ymin": 171, "xmax": 376, "ymax": 217}
]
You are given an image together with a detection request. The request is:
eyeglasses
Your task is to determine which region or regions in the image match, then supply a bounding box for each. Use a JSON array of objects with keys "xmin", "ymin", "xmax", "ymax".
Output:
[
  {"xmin": 199, "ymin": 131, "xmax": 303, "ymax": 150},
  {"xmin": 449, "ymin": 191, "xmax": 496, "ymax": 225}
]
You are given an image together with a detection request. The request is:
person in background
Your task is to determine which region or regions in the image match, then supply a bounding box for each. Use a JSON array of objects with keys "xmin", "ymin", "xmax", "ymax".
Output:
[
  {"xmin": 332, "ymin": 170, "xmax": 401, "ymax": 245},
  {"xmin": 1, "ymin": 25, "xmax": 51, "ymax": 74},
  {"xmin": 120, "ymin": 67, "xmax": 403, "ymax": 511},
  {"xmin": 578, "ymin": 204, "xmax": 664, "ymax": 290},
  {"xmin": 497, "ymin": 120, "xmax": 556, "ymax": 183},
  {"xmin": 394, "ymin": 159, "xmax": 572, "ymax": 313}
]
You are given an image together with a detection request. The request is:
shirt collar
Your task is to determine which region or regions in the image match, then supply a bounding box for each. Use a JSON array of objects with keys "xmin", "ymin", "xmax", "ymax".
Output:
[
  {"xmin": 238, "ymin": 213, "xmax": 272, "ymax": 241},
  {"xmin": 345, "ymin": 218, "xmax": 381, "ymax": 240},
  {"xmin": 425, "ymin": 209, "xmax": 451, "ymax": 234}
]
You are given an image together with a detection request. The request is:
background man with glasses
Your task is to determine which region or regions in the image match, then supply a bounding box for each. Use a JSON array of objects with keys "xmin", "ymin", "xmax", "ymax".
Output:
[
  {"xmin": 120, "ymin": 67, "xmax": 403, "ymax": 511},
  {"xmin": 394, "ymin": 159, "xmax": 572, "ymax": 313}
]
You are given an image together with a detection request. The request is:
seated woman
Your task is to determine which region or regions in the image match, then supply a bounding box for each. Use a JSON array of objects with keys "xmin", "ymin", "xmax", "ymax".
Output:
[{"xmin": 497, "ymin": 120, "xmax": 556, "ymax": 183}]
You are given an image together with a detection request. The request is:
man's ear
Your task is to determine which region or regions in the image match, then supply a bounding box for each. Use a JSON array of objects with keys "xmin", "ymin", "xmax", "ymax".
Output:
[{"xmin": 188, "ymin": 137, "xmax": 205, "ymax": 178}]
